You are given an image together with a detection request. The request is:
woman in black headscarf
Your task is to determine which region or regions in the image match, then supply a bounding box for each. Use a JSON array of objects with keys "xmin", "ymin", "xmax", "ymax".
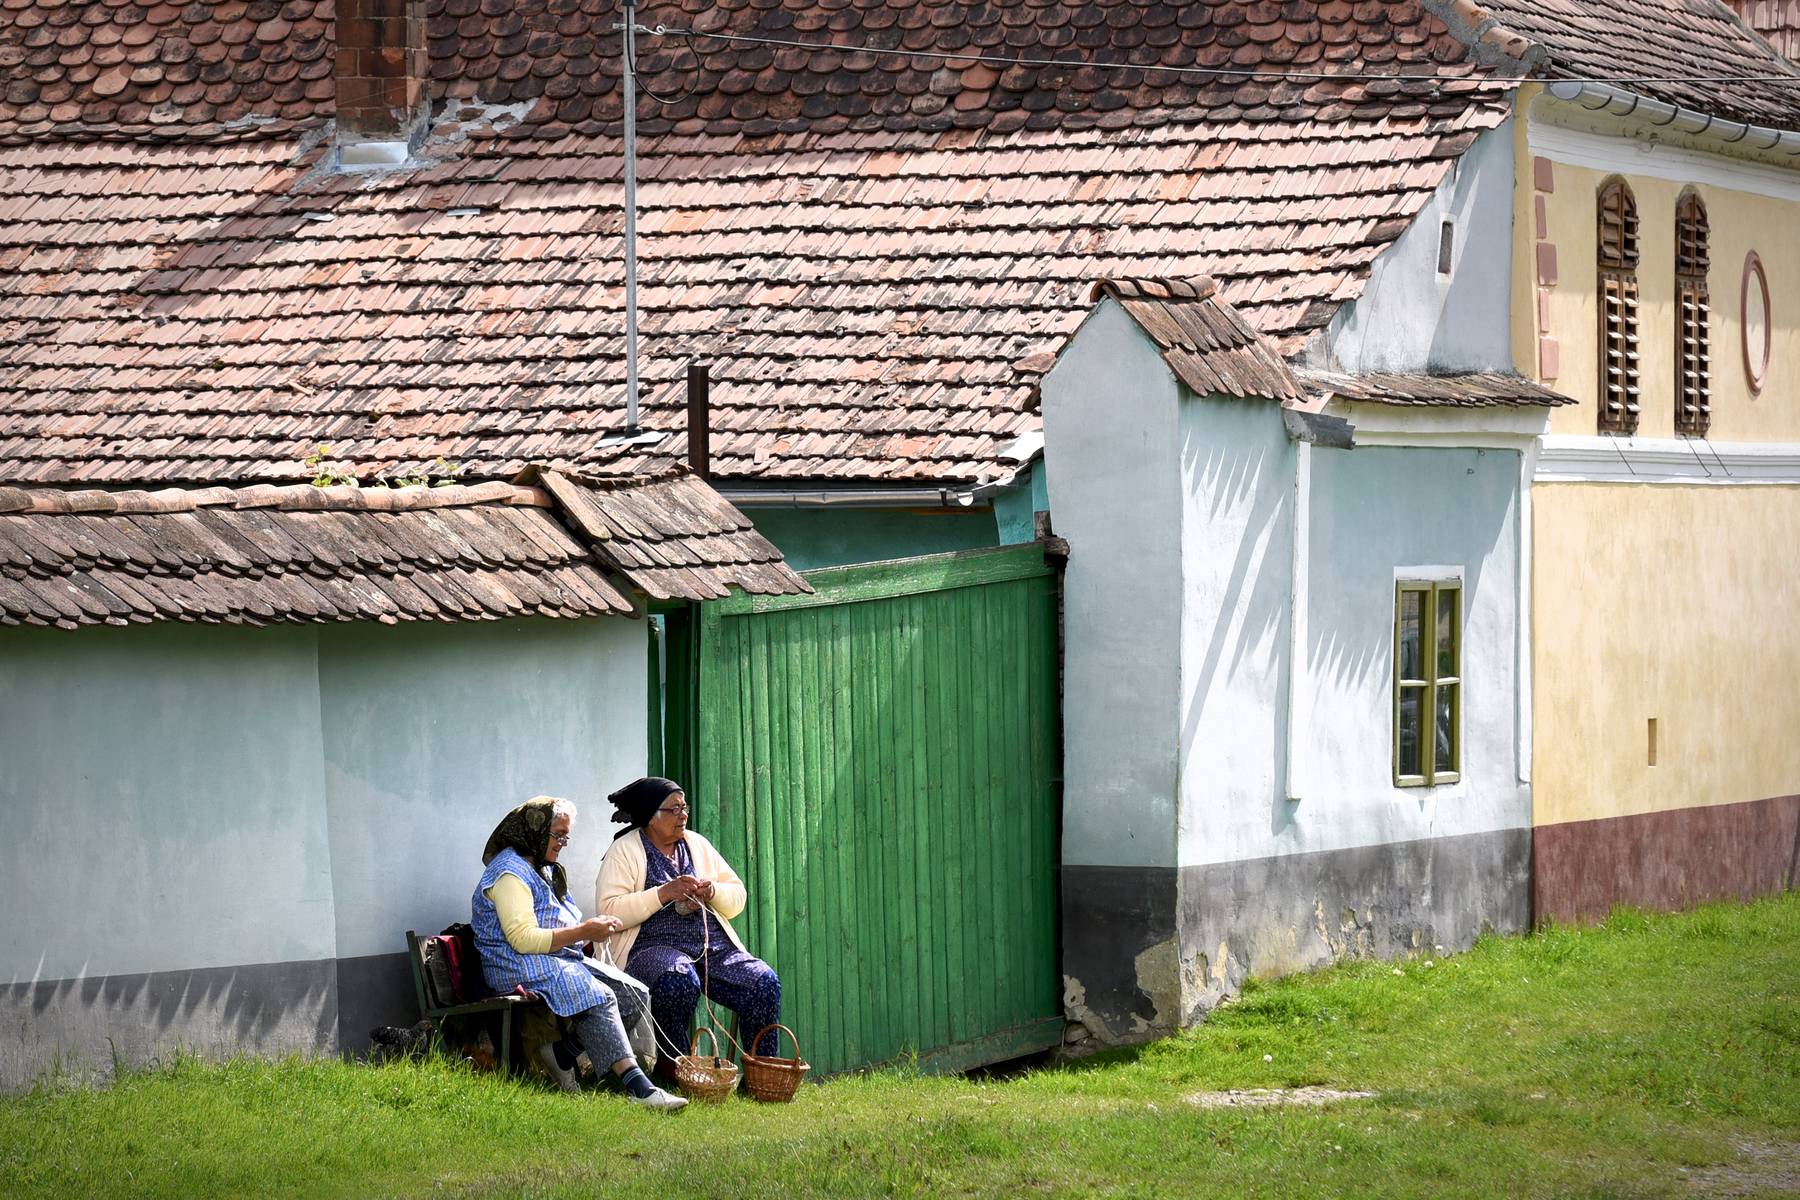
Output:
[{"xmin": 595, "ymin": 777, "xmax": 784, "ymax": 1068}]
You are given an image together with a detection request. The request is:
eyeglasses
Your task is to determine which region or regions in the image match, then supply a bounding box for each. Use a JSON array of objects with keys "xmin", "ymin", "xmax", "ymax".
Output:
[
  {"xmin": 657, "ymin": 804, "xmax": 690, "ymax": 816},
  {"xmin": 549, "ymin": 831, "xmax": 572, "ymax": 846}
]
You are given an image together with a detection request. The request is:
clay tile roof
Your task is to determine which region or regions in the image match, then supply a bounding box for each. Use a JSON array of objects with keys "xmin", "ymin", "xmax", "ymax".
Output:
[
  {"xmin": 1301, "ymin": 369, "xmax": 1577, "ymax": 407},
  {"xmin": 1723, "ymin": 0, "xmax": 1800, "ymax": 61},
  {"xmin": 531, "ymin": 467, "xmax": 809, "ymax": 601},
  {"xmin": 0, "ymin": 466, "xmax": 803, "ymax": 626},
  {"xmin": 0, "ymin": 1, "xmax": 1520, "ymax": 487},
  {"xmin": 0, "ymin": 477, "xmax": 634, "ymax": 627},
  {"xmin": 1435, "ymin": 0, "xmax": 1800, "ymax": 128},
  {"xmin": 1094, "ymin": 277, "xmax": 1303, "ymax": 402}
]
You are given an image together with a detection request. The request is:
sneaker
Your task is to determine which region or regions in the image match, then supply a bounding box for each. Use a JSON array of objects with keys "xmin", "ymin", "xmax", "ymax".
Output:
[
  {"xmin": 534, "ymin": 1043, "xmax": 580, "ymax": 1094},
  {"xmin": 627, "ymin": 1085, "xmax": 689, "ymax": 1112}
]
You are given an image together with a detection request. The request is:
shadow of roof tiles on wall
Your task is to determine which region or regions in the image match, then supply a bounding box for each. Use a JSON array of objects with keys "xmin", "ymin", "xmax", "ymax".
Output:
[{"xmin": 0, "ymin": 98, "xmax": 1508, "ymax": 486}]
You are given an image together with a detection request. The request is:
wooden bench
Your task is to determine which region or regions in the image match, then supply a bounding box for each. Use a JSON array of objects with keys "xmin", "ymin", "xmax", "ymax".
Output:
[{"xmin": 405, "ymin": 929, "xmax": 542, "ymax": 1074}]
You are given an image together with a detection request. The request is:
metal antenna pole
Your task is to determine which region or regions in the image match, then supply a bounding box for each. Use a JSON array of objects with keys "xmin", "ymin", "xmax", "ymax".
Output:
[{"xmin": 622, "ymin": 0, "xmax": 640, "ymax": 434}]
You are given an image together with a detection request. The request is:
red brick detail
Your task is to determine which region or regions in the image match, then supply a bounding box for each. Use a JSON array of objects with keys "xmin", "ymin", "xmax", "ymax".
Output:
[{"xmin": 1535, "ymin": 242, "xmax": 1559, "ymax": 286}]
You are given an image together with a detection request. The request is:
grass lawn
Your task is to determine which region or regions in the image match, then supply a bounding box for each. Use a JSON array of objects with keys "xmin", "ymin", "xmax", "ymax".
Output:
[{"xmin": 3, "ymin": 894, "xmax": 1796, "ymax": 1199}]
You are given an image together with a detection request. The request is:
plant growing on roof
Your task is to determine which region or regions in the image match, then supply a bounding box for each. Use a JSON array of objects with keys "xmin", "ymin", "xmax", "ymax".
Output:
[
  {"xmin": 304, "ymin": 444, "xmax": 360, "ymax": 488},
  {"xmin": 303, "ymin": 447, "xmax": 464, "ymax": 489}
]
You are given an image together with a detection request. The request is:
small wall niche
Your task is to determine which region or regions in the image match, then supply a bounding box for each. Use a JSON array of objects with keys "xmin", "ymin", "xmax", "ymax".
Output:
[{"xmin": 1647, "ymin": 717, "xmax": 1659, "ymax": 767}]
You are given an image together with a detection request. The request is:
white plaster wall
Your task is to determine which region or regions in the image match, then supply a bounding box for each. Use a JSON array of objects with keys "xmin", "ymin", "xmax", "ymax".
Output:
[
  {"xmin": 1041, "ymin": 299, "xmax": 1185, "ymax": 868},
  {"xmin": 0, "ymin": 626, "xmax": 336, "ymax": 984},
  {"xmin": 318, "ymin": 617, "xmax": 648, "ymax": 958},
  {"xmin": 1173, "ymin": 397, "xmax": 1296, "ymax": 867},
  {"xmin": 1325, "ymin": 121, "xmax": 1516, "ymax": 374},
  {"xmin": 1176, "ymin": 441, "xmax": 1529, "ymax": 868}
]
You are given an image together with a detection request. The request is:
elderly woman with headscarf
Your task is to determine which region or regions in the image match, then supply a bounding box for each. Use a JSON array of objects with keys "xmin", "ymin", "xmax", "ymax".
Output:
[
  {"xmin": 596, "ymin": 777, "xmax": 784, "ymax": 1068},
  {"xmin": 472, "ymin": 795, "xmax": 687, "ymax": 1111}
]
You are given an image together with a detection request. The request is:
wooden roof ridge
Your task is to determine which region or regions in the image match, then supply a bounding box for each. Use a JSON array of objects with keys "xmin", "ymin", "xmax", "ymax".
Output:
[
  {"xmin": 523, "ymin": 465, "xmax": 811, "ymax": 602},
  {"xmin": 1089, "ymin": 276, "xmax": 1303, "ymax": 403},
  {"xmin": 1298, "ymin": 368, "xmax": 1578, "ymax": 408},
  {"xmin": 0, "ymin": 481, "xmax": 551, "ymax": 517}
]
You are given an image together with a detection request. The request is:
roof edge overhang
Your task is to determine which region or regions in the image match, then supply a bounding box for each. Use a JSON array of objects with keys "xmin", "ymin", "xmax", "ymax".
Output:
[
  {"xmin": 712, "ymin": 482, "xmax": 991, "ymax": 510},
  {"xmin": 1540, "ymin": 79, "xmax": 1800, "ymax": 165},
  {"xmin": 1327, "ymin": 399, "xmax": 1553, "ymax": 450}
]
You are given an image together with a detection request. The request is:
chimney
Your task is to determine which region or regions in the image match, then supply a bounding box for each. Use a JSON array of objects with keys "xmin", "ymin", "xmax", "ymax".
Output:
[
  {"xmin": 335, "ymin": 0, "xmax": 429, "ymax": 168},
  {"xmin": 686, "ymin": 362, "xmax": 711, "ymax": 479}
]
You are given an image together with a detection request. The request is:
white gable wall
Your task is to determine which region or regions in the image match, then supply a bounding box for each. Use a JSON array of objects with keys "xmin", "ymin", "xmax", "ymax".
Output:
[
  {"xmin": 1043, "ymin": 298, "xmax": 1187, "ymax": 871},
  {"xmin": 1324, "ymin": 120, "xmax": 1517, "ymax": 374}
]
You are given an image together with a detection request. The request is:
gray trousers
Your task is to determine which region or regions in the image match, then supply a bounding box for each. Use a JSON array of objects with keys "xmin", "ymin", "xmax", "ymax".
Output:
[{"xmin": 567, "ymin": 959, "xmax": 650, "ymax": 1069}]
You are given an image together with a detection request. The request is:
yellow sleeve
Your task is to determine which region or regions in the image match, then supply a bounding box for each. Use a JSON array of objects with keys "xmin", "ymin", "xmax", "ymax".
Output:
[{"xmin": 486, "ymin": 873, "xmax": 553, "ymax": 955}]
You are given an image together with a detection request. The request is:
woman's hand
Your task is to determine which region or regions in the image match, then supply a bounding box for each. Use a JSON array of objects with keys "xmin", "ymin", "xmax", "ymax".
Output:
[
  {"xmin": 656, "ymin": 875, "xmax": 705, "ymax": 904},
  {"xmin": 583, "ymin": 914, "xmax": 623, "ymax": 939},
  {"xmin": 548, "ymin": 913, "xmax": 622, "ymax": 953}
]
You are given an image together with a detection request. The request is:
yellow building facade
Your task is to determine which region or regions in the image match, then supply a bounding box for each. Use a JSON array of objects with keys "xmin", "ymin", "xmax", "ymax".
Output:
[{"xmin": 1511, "ymin": 85, "xmax": 1800, "ymax": 921}]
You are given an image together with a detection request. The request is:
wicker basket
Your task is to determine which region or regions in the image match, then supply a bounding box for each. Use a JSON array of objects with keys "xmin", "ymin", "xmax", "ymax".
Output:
[
  {"xmin": 673, "ymin": 1027, "xmax": 739, "ymax": 1103},
  {"xmin": 742, "ymin": 1024, "xmax": 809, "ymax": 1103}
]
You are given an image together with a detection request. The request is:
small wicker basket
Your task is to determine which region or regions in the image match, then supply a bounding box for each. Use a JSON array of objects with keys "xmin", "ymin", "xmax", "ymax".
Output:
[
  {"xmin": 742, "ymin": 1024, "xmax": 809, "ymax": 1103},
  {"xmin": 674, "ymin": 1027, "xmax": 739, "ymax": 1103}
]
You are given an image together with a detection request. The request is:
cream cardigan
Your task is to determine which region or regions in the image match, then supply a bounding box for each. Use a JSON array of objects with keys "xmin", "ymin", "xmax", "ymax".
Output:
[{"xmin": 595, "ymin": 828, "xmax": 748, "ymax": 966}]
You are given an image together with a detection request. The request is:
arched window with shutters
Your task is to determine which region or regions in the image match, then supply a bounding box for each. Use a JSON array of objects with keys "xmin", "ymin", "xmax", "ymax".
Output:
[
  {"xmin": 1675, "ymin": 190, "xmax": 1711, "ymax": 436},
  {"xmin": 1597, "ymin": 179, "xmax": 1641, "ymax": 434}
]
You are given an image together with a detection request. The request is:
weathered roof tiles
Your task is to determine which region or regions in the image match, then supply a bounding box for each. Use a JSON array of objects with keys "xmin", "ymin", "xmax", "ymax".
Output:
[{"xmin": 0, "ymin": 468, "xmax": 808, "ymax": 628}]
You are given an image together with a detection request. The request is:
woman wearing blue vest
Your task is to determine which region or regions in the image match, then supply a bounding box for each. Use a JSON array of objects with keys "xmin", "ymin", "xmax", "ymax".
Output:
[{"xmin": 472, "ymin": 795, "xmax": 687, "ymax": 1111}]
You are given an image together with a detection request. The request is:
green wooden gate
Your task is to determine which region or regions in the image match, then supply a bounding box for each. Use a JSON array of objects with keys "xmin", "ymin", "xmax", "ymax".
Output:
[{"xmin": 672, "ymin": 543, "xmax": 1062, "ymax": 1076}]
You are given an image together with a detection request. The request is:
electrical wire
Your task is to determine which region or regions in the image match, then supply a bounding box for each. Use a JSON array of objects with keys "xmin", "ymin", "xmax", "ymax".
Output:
[
  {"xmin": 628, "ymin": 21, "xmax": 1800, "ymax": 91},
  {"xmin": 631, "ymin": 24, "xmax": 704, "ymax": 106}
]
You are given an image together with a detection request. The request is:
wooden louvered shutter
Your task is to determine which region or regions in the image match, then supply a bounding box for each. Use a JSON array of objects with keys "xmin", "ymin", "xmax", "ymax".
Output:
[
  {"xmin": 1675, "ymin": 193, "xmax": 1711, "ymax": 436},
  {"xmin": 1597, "ymin": 181, "xmax": 1640, "ymax": 435}
]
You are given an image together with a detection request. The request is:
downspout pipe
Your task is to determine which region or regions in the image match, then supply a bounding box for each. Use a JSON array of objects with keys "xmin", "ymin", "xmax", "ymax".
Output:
[{"xmin": 1544, "ymin": 79, "xmax": 1800, "ymax": 157}]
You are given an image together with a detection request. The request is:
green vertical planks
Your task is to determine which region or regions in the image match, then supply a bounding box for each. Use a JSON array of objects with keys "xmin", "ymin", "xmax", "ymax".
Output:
[{"xmin": 693, "ymin": 544, "xmax": 1063, "ymax": 1076}]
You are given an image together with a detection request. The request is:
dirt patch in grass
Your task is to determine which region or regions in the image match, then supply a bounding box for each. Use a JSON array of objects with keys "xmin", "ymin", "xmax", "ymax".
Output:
[
  {"xmin": 1184, "ymin": 1086, "xmax": 1377, "ymax": 1109},
  {"xmin": 1680, "ymin": 1139, "xmax": 1800, "ymax": 1198}
]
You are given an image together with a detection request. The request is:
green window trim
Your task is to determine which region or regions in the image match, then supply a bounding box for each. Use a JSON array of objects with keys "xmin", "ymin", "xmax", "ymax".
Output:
[{"xmin": 1394, "ymin": 579, "xmax": 1462, "ymax": 788}]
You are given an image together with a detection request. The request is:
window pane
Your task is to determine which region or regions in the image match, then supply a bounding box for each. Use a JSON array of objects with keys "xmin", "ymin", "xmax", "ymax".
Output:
[
  {"xmin": 1398, "ymin": 686, "xmax": 1424, "ymax": 777},
  {"xmin": 1398, "ymin": 591, "xmax": 1423, "ymax": 680},
  {"xmin": 1436, "ymin": 588, "xmax": 1458, "ymax": 679},
  {"xmin": 1436, "ymin": 683, "xmax": 1458, "ymax": 775}
]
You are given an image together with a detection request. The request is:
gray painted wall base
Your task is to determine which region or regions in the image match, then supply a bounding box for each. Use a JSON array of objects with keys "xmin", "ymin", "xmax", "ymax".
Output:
[
  {"xmin": 335, "ymin": 952, "xmax": 420, "ymax": 1056},
  {"xmin": 1063, "ymin": 827, "xmax": 1530, "ymax": 1044},
  {"xmin": 1, "ymin": 960, "xmax": 337, "ymax": 1090}
]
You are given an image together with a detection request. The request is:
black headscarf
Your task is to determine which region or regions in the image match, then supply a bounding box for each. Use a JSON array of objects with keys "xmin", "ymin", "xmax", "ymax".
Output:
[
  {"xmin": 608, "ymin": 776, "xmax": 683, "ymax": 839},
  {"xmin": 481, "ymin": 796, "xmax": 569, "ymax": 900}
]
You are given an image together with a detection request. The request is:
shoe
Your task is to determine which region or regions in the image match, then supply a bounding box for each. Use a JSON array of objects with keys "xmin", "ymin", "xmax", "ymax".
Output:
[
  {"xmin": 534, "ymin": 1043, "xmax": 580, "ymax": 1094},
  {"xmin": 627, "ymin": 1085, "xmax": 689, "ymax": 1112}
]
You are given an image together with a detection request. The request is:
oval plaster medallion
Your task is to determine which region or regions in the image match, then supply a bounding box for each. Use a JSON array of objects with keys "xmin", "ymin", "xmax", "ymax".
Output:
[{"xmin": 1743, "ymin": 250, "xmax": 1770, "ymax": 393}]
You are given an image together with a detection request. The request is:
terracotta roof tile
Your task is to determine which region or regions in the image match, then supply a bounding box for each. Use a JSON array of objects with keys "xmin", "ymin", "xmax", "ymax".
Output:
[
  {"xmin": 1431, "ymin": 0, "xmax": 1800, "ymax": 127},
  {"xmin": 0, "ymin": 99, "xmax": 1506, "ymax": 485},
  {"xmin": 0, "ymin": 1, "xmax": 1524, "ymax": 485},
  {"xmin": 1723, "ymin": 0, "xmax": 1800, "ymax": 61}
]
